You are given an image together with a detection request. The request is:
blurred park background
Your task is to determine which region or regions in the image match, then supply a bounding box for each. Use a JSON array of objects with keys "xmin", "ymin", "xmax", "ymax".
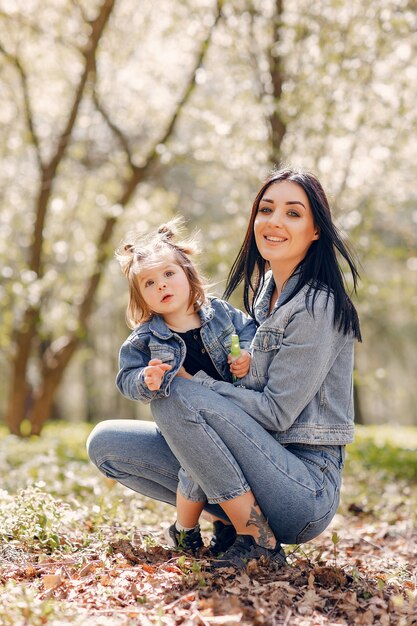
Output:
[{"xmin": 0, "ymin": 0, "xmax": 416, "ymax": 437}]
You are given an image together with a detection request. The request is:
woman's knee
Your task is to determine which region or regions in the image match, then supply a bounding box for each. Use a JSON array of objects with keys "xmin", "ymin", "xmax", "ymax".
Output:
[
  {"xmin": 86, "ymin": 420, "xmax": 119, "ymax": 468},
  {"xmin": 151, "ymin": 379, "xmax": 192, "ymax": 423}
]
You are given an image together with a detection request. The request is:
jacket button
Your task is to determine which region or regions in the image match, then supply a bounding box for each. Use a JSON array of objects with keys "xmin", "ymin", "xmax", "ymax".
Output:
[{"xmin": 201, "ymin": 348, "xmax": 206, "ymax": 354}]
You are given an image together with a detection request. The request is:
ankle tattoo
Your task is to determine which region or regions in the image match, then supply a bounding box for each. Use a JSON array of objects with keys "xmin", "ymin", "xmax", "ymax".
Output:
[{"xmin": 246, "ymin": 499, "xmax": 275, "ymax": 548}]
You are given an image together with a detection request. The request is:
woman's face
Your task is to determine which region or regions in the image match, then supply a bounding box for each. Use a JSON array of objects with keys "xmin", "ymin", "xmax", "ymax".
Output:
[{"xmin": 254, "ymin": 180, "xmax": 319, "ymax": 277}]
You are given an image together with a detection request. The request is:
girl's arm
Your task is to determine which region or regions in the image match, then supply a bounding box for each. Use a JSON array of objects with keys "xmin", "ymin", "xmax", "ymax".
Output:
[
  {"xmin": 192, "ymin": 296, "xmax": 350, "ymax": 432},
  {"xmin": 116, "ymin": 340, "xmax": 173, "ymax": 403}
]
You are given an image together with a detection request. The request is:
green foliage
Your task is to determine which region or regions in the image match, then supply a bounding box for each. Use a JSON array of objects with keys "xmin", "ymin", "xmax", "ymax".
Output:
[
  {"xmin": 0, "ymin": 421, "xmax": 173, "ymax": 549},
  {"xmin": 346, "ymin": 425, "xmax": 417, "ymax": 482},
  {"xmin": 0, "ymin": 487, "xmax": 69, "ymax": 552},
  {"xmin": 0, "ymin": 581, "xmax": 76, "ymax": 626},
  {"xmin": 331, "ymin": 531, "xmax": 341, "ymax": 567}
]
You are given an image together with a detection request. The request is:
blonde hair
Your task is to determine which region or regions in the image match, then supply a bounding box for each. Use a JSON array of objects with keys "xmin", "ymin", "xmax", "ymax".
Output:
[{"xmin": 116, "ymin": 217, "xmax": 207, "ymax": 328}]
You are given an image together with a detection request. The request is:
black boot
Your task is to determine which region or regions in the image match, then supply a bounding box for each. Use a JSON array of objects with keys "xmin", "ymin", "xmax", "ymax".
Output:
[
  {"xmin": 165, "ymin": 523, "xmax": 203, "ymax": 554},
  {"xmin": 209, "ymin": 520, "xmax": 237, "ymax": 556},
  {"xmin": 212, "ymin": 534, "xmax": 287, "ymax": 570}
]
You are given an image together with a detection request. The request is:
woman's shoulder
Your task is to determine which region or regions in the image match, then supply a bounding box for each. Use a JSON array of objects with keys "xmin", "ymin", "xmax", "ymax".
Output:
[
  {"xmin": 305, "ymin": 282, "xmax": 335, "ymax": 307},
  {"xmin": 283, "ymin": 283, "xmax": 336, "ymax": 322}
]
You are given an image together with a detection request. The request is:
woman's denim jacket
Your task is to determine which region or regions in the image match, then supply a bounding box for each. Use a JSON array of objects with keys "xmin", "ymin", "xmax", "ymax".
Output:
[
  {"xmin": 116, "ymin": 298, "xmax": 256, "ymax": 404},
  {"xmin": 194, "ymin": 272, "xmax": 355, "ymax": 445}
]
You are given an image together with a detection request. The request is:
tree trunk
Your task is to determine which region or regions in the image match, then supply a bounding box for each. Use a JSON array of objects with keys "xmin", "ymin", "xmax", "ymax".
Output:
[
  {"xmin": 13, "ymin": 1, "xmax": 223, "ymax": 436},
  {"xmin": 3, "ymin": 0, "xmax": 117, "ymax": 436},
  {"xmin": 353, "ymin": 378, "xmax": 364, "ymax": 425},
  {"xmin": 4, "ymin": 308, "xmax": 37, "ymax": 434},
  {"xmin": 269, "ymin": 0, "xmax": 286, "ymax": 166},
  {"xmin": 30, "ymin": 337, "xmax": 79, "ymax": 436}
]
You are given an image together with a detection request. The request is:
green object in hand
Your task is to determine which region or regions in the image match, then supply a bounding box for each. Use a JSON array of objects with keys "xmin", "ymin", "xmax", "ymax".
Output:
[{"xmin": 230, "ymin": 334, "xmax": 241, "ymax": 382}]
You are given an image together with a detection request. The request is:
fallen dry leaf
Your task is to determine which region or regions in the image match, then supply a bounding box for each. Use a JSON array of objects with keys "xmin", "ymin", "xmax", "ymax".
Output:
[{"xmin": 42, "ymin": 573, "xmax": 63, "ymax": 590}]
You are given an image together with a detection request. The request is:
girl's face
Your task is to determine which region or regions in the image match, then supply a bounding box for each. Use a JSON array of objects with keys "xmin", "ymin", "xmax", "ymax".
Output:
[
  {"xmin": 254, "ymin": 180, "xmax": 319, "ymax": 277},
  {"xmin": 137, "ymin": 254, "xmax": 191, "ymax": 320}
]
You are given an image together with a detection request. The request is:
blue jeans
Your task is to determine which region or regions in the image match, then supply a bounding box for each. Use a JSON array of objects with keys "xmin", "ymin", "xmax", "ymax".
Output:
[{"xmin": 87, "ymin": 378, "xmax": 345, "ymax": 544}]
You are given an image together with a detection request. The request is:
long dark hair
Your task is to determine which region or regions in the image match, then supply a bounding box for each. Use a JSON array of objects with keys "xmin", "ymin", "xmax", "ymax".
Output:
[{"xmin": 223, "ymin": 168, "xmax": 361, "ymax": 340}]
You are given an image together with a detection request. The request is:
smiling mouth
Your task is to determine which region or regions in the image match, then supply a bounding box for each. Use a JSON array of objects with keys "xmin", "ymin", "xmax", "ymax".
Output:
[{"xmin": 264, "ymin": 235, "xmax": 287, "ymax": 243}]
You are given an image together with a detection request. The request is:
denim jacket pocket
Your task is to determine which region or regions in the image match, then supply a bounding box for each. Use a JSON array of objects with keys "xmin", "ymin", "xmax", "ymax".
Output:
[
  {"xmin": 217, "ymin": 321, "xmax": 235, "ymax": 344},
  {"xmin": 253, "ymin": 327, "xmax": 284, "ymax": 352},
  {"xmin": 250, "ymin": 328, "xmax": 283, "ymax": 387},
  {"xmin": 149, "ymin": 346, "xmax": 177, "ymax": 365}
]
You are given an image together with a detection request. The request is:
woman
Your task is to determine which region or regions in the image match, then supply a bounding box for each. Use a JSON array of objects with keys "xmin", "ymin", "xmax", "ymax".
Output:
[{"xmin": 87, "ymin": 167, "xmax": 361, "ymax": 570}]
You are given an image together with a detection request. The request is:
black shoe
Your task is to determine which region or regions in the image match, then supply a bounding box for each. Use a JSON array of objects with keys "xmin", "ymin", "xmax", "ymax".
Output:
[
  {"xmin": 209, "ymin": 521, "xmax": 237, "ymax": 556},
  {"xmin": 211, "ymin": 534, "xmax": 287, "ymax": 570},
  {"xmin": 164, "ymin": 523, "xmax": 204, "ymax": 554}
]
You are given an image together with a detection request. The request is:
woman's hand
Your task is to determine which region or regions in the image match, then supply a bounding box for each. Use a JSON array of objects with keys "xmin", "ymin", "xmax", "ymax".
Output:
[
  {"xmin": 143, "ymin": 359, "xmax": 172, "ymax": 391},
  {"xmin": 228, "ymin": 349, "xmax": 251, "ymax": 379}
]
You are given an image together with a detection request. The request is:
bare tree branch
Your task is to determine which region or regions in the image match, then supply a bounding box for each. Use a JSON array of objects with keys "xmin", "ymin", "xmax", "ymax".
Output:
[
  {"xmin": 268, "ymin": 0, "xmax": 286, "ymax": 165},
  {"xmin": 0, "ymin": 43, "xmax": 43, "ymax": 170},
  {"xmin": 243, "ymin": 0, "xmax": 286, "ymax": 166},
  {"xmin": 29, "ymin": 0, "xmax": 224, "ymax": 434},
  {"xmin": 5, "ymin": 0, "xmax": 117, "ymax": 435},
  {"xmin": 31, "ymin": 0, "xmax": 116, "ymax": 277},
  {"xmin": 80, "ymin": 0, "xmax": 225, "ymax": 327},
  {"xmin": 92, "ymin": 90, "xmax": 134, "ymax": 164},
  {"xmin": 96, "ymin": 3, "xmax": 225, "ymax": 181}
]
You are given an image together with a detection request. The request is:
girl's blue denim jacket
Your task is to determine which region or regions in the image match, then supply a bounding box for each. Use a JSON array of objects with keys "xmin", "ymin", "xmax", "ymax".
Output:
[
  {"xmin": 116, "ymin": 298, "xmax": 256, "ymax": 404},
  {"xmin": 194, "ymin": 272, "xmax": 355, "ymax": 445}
]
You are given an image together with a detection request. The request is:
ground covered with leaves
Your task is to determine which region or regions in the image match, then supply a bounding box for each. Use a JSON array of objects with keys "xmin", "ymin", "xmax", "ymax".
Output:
[{"xmin": 0, "ymin": 422, "xmax": 416, "ymax": 626}]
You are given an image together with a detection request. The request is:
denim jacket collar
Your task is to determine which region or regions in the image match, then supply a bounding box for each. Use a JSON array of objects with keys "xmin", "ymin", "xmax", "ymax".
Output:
[
  {"xmin": 254, "ymin": 270, "xmax": 302, "ymax": 324},
  {"xmin": 147, "ymin": 300, "xmax": 215, "ymax": 339}
]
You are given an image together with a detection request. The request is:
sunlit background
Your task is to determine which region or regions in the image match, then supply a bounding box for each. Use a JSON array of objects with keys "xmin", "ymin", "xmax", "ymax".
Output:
[{"xmin": 0, "ymin": 0, "xmax": 416, "ymax": 435}]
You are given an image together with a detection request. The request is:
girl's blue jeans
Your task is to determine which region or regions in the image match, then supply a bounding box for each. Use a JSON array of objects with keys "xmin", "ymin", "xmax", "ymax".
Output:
[{"xmin": 87, "ymin": 378, "xmax": 345, "ymax": 544}]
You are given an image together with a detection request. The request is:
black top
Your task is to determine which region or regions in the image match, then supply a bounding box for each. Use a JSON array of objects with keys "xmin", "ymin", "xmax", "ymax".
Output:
[{"xmin": 175, "ymin": 328, "xmax": 223, "ymax": 381}]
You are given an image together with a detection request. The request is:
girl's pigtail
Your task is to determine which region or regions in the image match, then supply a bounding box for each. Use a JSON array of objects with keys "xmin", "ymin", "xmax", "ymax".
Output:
[
  {"xmin": 115, "ymin": 242, "xmax": 136, "ymax": 279},
  {"xmin": 157, "ymin": 224, "xmax": 176, "ymax": 240},
  {"xmin": 157, "ymin": 219, "xmax": 197, "ymax": 258}
]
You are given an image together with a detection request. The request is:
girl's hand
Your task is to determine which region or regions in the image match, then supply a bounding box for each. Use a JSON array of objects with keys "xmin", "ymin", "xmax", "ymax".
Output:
[
  {"xmin": 228, "ymin": 349, "xmax": 251, "ymax": 379},
  {"xmin": 144, "ymin": 359, "xmax": 172, "ymax": 391},
  {"xmin": 176, "ymin": 366, "xmax": 193, "ymax": 380}
]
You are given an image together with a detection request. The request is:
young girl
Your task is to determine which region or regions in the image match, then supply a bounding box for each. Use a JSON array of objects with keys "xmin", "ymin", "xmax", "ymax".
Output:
[{"xmin": 115, "ymin": 218, "xmax": 256, "ymax": 555}]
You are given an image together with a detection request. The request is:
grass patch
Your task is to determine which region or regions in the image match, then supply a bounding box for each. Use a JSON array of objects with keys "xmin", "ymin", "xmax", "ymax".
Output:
[{"xmin": 347, "ymin": 424, "xmax": 417, "ymax": 482}]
